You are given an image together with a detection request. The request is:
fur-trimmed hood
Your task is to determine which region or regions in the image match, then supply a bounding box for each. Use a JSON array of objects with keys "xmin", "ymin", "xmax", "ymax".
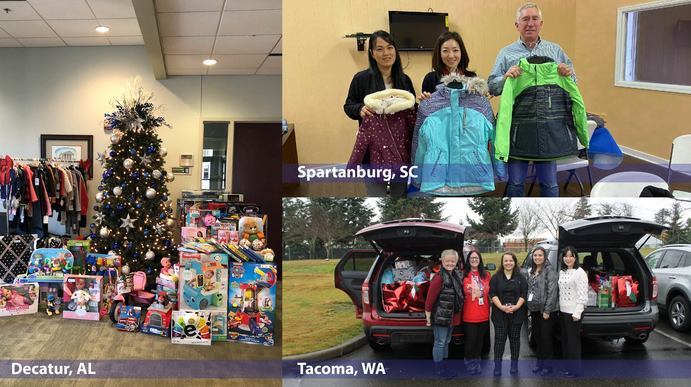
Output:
[
  {"xmin": 364, "ymin": 89, "xmax": 416, "ymax": 114},
  {"xmin": 439, "ymin": 74, "xmax": 490, "ymax": 96}
]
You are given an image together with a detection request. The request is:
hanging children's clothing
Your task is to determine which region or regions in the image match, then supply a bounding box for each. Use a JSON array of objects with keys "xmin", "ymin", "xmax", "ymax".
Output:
[{"xmin": 411, "ymin": 76, "xmax": 504, "ymax": 196}]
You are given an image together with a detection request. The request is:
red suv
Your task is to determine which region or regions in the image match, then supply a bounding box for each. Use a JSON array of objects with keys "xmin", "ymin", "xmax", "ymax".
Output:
[{"xmin": 335, "ymin": 219, "xmax": 469, "ymax": 351}]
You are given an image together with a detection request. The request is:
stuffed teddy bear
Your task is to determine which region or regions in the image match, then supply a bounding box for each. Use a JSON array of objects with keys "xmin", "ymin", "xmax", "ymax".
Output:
[{"xmin": 241, "ymin": 217, "xmax": 265, "ymax": 245}]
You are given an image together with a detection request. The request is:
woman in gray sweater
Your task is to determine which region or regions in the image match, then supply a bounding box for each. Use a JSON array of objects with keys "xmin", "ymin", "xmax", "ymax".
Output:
[{"xmin": 527, "ymin": 246, "xmax": 559, "ymax": 376}]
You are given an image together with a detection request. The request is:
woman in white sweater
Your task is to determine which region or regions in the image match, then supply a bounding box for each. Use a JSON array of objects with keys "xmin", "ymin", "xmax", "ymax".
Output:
[{"xmin": 558, "ymin": 246, "xmax": 588, "ymax": 378}]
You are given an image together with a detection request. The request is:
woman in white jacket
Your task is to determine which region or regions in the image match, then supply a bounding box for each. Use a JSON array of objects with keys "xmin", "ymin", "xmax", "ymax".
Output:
[{"xmin": 558, "ymin": 246, "xmax": 588, "ymax": 378}]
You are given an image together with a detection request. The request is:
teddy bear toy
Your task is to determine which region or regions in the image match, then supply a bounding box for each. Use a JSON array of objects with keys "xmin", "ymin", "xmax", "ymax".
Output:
[{"xmin": 241, "ymin": 217, "xmax": 266, "ymax": 245}]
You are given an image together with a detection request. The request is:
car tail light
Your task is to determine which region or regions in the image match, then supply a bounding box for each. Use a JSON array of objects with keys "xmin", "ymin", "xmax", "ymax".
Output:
[
  {"xmin": 651, "ymin": 276, "xmax": 658, "ymax": 301},
  {"xmin": 362, "ymin": 283, "xmax": 370, "ymax": 305}
]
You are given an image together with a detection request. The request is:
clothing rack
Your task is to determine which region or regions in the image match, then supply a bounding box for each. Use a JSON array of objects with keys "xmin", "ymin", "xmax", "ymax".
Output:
[{"xmin": 9, "ymin": 157, "xmax": 80, "ymax": 165}]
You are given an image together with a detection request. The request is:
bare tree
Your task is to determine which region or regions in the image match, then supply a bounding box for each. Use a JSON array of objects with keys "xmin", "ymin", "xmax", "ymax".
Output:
[
  {"xmin": 535, "ymin": 200, "xmax": 575, "ymax": 239},
  {"xmin": 615, "ymin": 203, "xmax": 634, "ymax": 217},
  {"xmin": 516, "ymin": 201, "xmax": 542, "ymax": 251}
]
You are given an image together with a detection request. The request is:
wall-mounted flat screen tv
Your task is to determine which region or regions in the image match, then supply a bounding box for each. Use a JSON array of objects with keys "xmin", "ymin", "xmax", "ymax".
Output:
[{"xmin": 389, "ymin": 11, "xmax": 449, "ymax": 51}]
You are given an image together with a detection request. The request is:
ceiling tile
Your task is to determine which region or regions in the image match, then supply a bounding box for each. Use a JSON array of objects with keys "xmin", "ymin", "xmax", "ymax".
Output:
[
  {"xmin": 0, "ymin": 1, "xmax": 42, "ymax": 21},
  {"xmin": 17, "ymin": 37, "xmax": 66, "ymax": 47},
  {"xmin": 224, "ymin": 0, "xmax": 281, "ymax": 11},
  {"xmin": 214, "ymin": 35, "xmax": 279, "ymax": 55},
  {"xmin": 165, "ymin": 54, "xmax": 211, "ymax": 69},
  {"xmin": 0, "ymin": 28, "xmax": 9, "ymax": 38},
  {"xmin": 260, "ymin": 55, "xmax": 281, "ymax": 69},
  {"xmin": 29, "ymin": 0, "xmax": 94, "ymax": 20},
  {"xmin": 167, "ymin": 68, "xmax": 208, "ymax": 76},
  {"xmin": 255, "ymin": 66, "xmax": 281, "ymax": 75},
  {"xmin": 47, "ymin": 19, "xmax": 99, "ymax": 37},
  {"xmin": 271, "ymin": 37, "xmax": 281, "ymax": 54},
  {"xmin": 219, "ymin": 10, "xmax": 281, "ymax": 36},
  {"xmin": 63, "ymin": 36, "xmax": 110, "ymax": 46},
  {"xmin": 162, "ymin": 36, "xmax": 214, "ymax": 54},
  {"xmin": 213, "ymin": 54, "xmax": 266, "ymax": 69},
  {"xmin": 99, "ymin": 18, "xmax": 141, "ymax": 36},
  {"xmin": 155, "ymin": 0, "xmax": 223, "ymax": 13},
  {"xmin": 0, "ymin": 20, "xmax": 57, "ymax": 38},
  {"xmin": 0, "ymin": 38, "xmax": 21, "ymax": 47},
  {"xmin": 157, "ymin": 12, "xmax": 220, "ymax": 37},
  {"xmin": 207, "ymin": 68, "xmax": 257, "ymax": 75},
  {"xmin": 87, "ymin": 0, "xmax": 136, "ymax": 18},
  {"xmin": 108, "ymin": 36, "xmax": 144, "ymax": 45}
]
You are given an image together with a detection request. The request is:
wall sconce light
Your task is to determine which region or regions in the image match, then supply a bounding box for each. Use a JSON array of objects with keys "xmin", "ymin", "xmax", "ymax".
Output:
[{"xmin": 344, "ymin": 32, "xmax": 371, "ymax": 51}]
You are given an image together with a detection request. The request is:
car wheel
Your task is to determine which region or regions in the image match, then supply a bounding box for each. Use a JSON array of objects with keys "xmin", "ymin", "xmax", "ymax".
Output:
[
  {"xmin": 367, "ymin": 338, "xmax": 391, "ymax": 352},
  {"xmin": 109, "ymin": 300, "xmax": 123, "ymax": 324},
  {"xmin": 669, "ymin": 296, "xmax": 691, "ymax": 332}
]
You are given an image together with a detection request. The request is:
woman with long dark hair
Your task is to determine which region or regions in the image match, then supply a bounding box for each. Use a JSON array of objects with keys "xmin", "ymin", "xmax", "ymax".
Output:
[
  {"xmin": 344, "ymin": 30, "xmax": 416, "ymax": 197},
  {"xmin": 462, "ymin": 249, "xmax": 491, "ymax": 375},
  {"xmin": 489, "ymin": 251, "xmax": 527, "ymax": 376},
  {"xmin": 420, "ymin": 31, "xmax": 477, "ymax": 98},
  {"xmin": 558, "ymin": 245, "xmax": 588, "ymax": 378},
  {"xmin": 527, "ymin": 246, "xmax": 558, "ymax": 375}
]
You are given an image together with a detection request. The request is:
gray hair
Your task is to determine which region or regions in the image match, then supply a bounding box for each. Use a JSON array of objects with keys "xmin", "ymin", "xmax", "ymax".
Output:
[
  {"xmin": 516, "ymin": 2, "xmax": 542, "ymax": 22},
  {"xmin": 440, "ymin": 249, "xmax": 459, "ymax": 261}
]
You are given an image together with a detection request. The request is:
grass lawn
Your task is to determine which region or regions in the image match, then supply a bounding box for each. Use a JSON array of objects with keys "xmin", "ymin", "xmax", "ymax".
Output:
[{"xmin": 282, "ymin": 259, "xmax": 363, "ymax": 356}]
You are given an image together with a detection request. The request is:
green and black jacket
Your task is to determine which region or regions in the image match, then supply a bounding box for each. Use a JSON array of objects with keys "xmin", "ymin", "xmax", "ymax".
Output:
[{"xmin": 495, "ymin": 57, "xmax": 589, "ymax": 161}]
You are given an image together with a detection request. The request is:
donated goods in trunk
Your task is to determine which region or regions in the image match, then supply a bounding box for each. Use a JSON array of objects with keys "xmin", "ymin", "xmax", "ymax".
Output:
[
  {"xmin": 581, "ymin": 250, "xmax": 644, "ymax": 310},
  {"xmin": 380, "ymin": 256, "xmax": 436, "ymax": 314}
]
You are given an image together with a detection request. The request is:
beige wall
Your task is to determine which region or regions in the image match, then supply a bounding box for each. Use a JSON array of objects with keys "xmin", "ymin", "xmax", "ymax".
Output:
[
  {"xmin": 284, "ymin": 0, "xmax": 576, "ymax": 164},
  {"xmin": 0, "ymin": 45, "xmax": 281, "ymax": 230},
  {"xmin": 574, "ymin": 0, "xmax": 690, "ymax": 159},
  {"xmin": 285, "ymin": 0, "xmax": 690, "ymax": 164}
]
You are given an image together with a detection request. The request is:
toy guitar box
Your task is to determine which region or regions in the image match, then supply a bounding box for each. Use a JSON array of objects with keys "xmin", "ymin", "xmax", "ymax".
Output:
[
  {"xmin": 171, "ymin": 310, "xmax": 212, "ymax": 345},
  {"xmin": 0, "ymin": 283, "xmax": 39, "ymax": 317},
  {"xmin": 178, "ymin": 252, "xmax": 228, "ymax": 314},
  {"xmin": 62, "ymin": 275, "xmax": 102, "ymax": 321},
  {"xmin": 66, "ymin": 240, "xmax": 90, "ymax": 275},
  {"xmin": 227, "ymin": 262, "xmax": 277, "ymax": 346},
  {"xmin": 26, "ymin": 248, "xmax": 74, "ymax": 280}
]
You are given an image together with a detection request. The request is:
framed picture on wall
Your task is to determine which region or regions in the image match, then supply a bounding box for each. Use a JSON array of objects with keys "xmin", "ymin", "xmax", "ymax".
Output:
[{"xmin": 40, "ymin": 134, "xmax": 93, "ymax": 178}]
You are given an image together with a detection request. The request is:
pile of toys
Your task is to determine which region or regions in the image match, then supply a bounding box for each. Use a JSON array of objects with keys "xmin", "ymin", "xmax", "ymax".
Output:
[{"xmin": 590, "ymin": 274, "xmax": 640, "ymax": 309}]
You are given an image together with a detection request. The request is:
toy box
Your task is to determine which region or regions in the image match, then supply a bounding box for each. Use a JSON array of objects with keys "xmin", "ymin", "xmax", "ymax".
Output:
[
  {"xmin": 141, "ymin": 305, "xmax": 173, "ymax": 337},
  {"xmin": 115, "ymin": 305, "xmax": 142, "ymax": 332},
  {"xmin": 62, "ymin": 275, "xmax": 102, "ymax": 321},
  {"xmin": 26, "ymin": 248, "xmax": 73, "ymax": 280},
  {"xmin": 210, "ymin": 311, "xmax": 228, "ymax": 342},
  {"xmin": 171, "ymin": 310, "xmax": 212, "ymax": 345},
  {"xmin": 181, "ymin": 227, "xmax": 206, "ymax": 243},
  {"xmin": 227, "ymin": 262, "xmax": 277, "ymax": 346},
  {"xmin": 0, "ymin": 283, "xmax": 39, "ymax": 316},
  {"xmin": 66, "ymin": 240, "xmax": 90, "ymax": 275},
  {"xmin": 179, "ymin": 252, "xmax": 228, "ymax": 313}
]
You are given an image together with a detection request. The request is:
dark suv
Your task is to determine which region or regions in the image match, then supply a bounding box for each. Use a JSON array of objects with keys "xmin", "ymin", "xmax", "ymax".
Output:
[
  {"xmin": 521, "ymin": 216, "xmax": 665, "ymax": 345},
  {"xmin": 335, "ymin": 219, "xmax": 468, "ymax": 351}
]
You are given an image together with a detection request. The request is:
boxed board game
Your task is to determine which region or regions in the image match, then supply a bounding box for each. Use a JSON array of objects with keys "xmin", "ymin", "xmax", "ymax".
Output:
[
  {"xmin": 227, "ymin": 262, "xmax": 277, "ymax": 346},
  {"xmin": 0, "ymin": 283, "xmax": 39, "ymax": 316},
  {"xmin": 171, "ymin": 310, "xmax": 212, "ymax": 345}
]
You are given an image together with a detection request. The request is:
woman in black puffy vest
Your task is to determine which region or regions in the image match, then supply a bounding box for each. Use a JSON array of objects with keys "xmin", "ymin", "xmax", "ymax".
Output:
[{"xmin": 425, "ymin": 249, "xmax": 464, "ymax": 377}]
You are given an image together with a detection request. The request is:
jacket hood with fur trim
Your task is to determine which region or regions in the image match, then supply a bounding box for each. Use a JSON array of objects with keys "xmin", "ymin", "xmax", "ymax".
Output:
[
  {"xmin": 364, "ymin": 89, "xmax": 416, "ymax": 115},
  {"xmin": 439, "ymin": 74, "xmax": 490, "ymax": 96}
]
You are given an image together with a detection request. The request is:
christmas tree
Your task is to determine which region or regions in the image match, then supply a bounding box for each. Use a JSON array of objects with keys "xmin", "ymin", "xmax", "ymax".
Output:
[{"xmin": 89, "ymin": 86, "xmax": 176, "ymax": 273}]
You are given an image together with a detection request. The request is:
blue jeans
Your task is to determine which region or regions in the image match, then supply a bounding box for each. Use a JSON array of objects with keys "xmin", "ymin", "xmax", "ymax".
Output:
[
  {"xmin": 432, "ymin": 324, "xmax": 454, "ymax": 363},
  {"xmin": 506, "ymin": 159, "xmax": 559, "ymax": 197}
]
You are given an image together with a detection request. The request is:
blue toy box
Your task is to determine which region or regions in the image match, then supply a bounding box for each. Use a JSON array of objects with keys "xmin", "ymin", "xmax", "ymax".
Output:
[{"xmin": 227, "ymin": 262, "xmax": 277, "ymax": 346}]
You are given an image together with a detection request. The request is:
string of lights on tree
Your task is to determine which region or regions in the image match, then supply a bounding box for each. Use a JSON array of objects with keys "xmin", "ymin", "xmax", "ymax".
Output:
[{"xmin": 88, "ymin": 85, "xmax": 177, "ymax": 273}]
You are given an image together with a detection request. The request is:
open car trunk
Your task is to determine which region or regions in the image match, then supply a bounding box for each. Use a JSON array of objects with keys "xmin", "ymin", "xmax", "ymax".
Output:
[{"xmin": 356, "ymin": 219, "xmax": 465, "ymax": 320}]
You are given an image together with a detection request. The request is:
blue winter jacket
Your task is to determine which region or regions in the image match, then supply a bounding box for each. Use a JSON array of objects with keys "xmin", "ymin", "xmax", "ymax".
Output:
[{"xmin": 411, "ymin": 78, "xmax": 506, "ymax": 195}]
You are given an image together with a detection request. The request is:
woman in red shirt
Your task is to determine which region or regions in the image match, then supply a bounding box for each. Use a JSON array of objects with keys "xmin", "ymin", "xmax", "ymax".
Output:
[{"xmin": 462, "ymin": 249, "xmax": 491, "ymax": 375}]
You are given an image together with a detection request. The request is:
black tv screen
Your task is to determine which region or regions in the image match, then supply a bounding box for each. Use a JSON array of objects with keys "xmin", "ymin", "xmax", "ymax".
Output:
[{"xmin": 389, "ymin": 11, "xmax": 449, "ymax": 51}]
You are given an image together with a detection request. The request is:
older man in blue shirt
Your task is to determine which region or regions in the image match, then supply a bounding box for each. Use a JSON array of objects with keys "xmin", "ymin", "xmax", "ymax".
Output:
[{"xmin": 489, "ymin": 2, "xmax": 576, "ymax": 197}]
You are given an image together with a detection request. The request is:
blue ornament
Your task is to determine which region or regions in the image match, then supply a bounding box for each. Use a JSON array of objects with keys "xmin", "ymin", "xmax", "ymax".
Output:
[
  {"xmin": 116, "ymin": 204, "xmax": 124, "ymax": 211},
  {"xmin": 104, "ymin": 204, "xmax": 111, "ymax": 210},
  {"xmin": 89, "ymin": 223, "xmax": 96, "ymax": 229},
  {"xmin": 147, "ymin": 146, "xmax": 155, "ymax": 154},
  {"xmin": 120, "ymin": 182, "xmax": 127, "ymax": 188},
  {"xmin": 132, "ymin": 172, "xmax": 140, "ymax": 179},
  {"xmin": 89, "ymin": 233, "xmax": 97, "ymax": 239},
  {"xmin": 127, "ymin": 242, "xmax": 134, "ymax": 249},
  {"xmin": 143, "ymin": 172, "xmax": 150, "ymax": 178},
  {"xmin": 162, "ymin": 195, "xmax": 168, "ymax": 201},
  {"xmin": 144, "ymin": 229, "xmax": 150, "ymax": 236},
  {"xmin": 164, "ymin": 239, "xmax": 172, "ymax": 247},
  {"xmin": 129, "ymin": 148, "xmax": 136, "ymax": 156},
  {"xmin": 159, "ymin": 213, "xmax": 166, "ymax": 219},
  {"xmin": 110, "ymin": 151, "xmax": 116, "ymax": 157},
  {"xmin": 133, "ymin": 252, "xmax": 140, "ymax": 258},
  {"xmin": 98, "ymin": 185, "xmax": 104, "ymax": 191},
  {"xmin": 112, "ymin": 243, "xmax": 120, "ymax": 250},
  {"xmin": 136, "ymin": 203, "xmax": 142, "ymax": 209}
]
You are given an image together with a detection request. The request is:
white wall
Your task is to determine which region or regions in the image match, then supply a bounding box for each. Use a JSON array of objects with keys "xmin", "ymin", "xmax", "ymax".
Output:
[{"xmin": 0, "ymin": 45, "xmax": 281, "ymax": 233}]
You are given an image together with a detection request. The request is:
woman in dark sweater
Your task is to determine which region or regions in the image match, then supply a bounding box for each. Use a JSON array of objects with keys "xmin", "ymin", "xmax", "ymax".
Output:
[
  {"xmin": 425, "ymin": 249, "xmax": 463, "ymax": 378},
  {"xmin": 420, "ymin": 31, "xmax": 477, "ymax": 99},
  {"xmin": 489, "ymin": 251, "xmax": 528, "ymax": 376},
  {"xmin": 343, "ymin": 30, "xmax": 416, "ymax": 197}
]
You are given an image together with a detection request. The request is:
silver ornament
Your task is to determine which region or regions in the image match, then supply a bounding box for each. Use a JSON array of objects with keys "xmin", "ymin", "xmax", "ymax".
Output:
[
  {"xmin": 145, "ymin": 188, "xmax": 157, "ymax": 199},
  {"xmin": 159, "ymin": 148, "xmax": 168, "ymax": 157},
  {"xmin": 121, "ymin": 265, "xmax": 130, "ymax": 275},
  {"xmin": 95, "ymin": 192, "xmax": 104, "ymax": 202},
  {"xmin": 123, "ymin": 158, "xmax": 134, "ymax": 170},
  {"xmin": 145, "ymin": 250, "xmax": 155, "ymax": 260},
  {"xmin": 152, "ymin": 170, "xmax": 162, "ymax": 179},
  {"xmin": 110, "ymin": 134, "xmax": 120, "ymax": 144},
  {"xmin": 120, "ymin": 214, "xmax": 136, "ymax": 231},
  {"xmin": 99, "ymin": 227, "xmax": 110, "ymax": 237},
  {"xmin": 113, "ymin": 186, "xmax": 123, "ymax": 196},
  {"xmin": 165, "ymin": 218, "xmax": 175, "ymax": 227},
  {"xmin": 166, "ymin": 174, "xmax": 175, "ymax": 182}
]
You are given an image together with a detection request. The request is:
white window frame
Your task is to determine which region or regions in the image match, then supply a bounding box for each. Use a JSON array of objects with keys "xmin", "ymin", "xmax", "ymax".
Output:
[{"xmin": 615, "ymin": 0, "xmax": 691, "ymax": 94}]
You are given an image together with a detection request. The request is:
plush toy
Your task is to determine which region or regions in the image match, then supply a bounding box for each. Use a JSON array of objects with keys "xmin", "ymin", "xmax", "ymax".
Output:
[
  {"xmin": 71, "ymin": 289, "xmax": 91, "ymax": 311},
  {"xmin": 260, "ymin": 248, "xmax": 275, "ymax": 262},
  {"xmin": 203, "ymin": 213, "xmax": 218, "ymax": 227},
  {"xmin": 240, "ymin": 217, "xmax": 265, "ymax": 245},
  {"xmin": 46, "ymin": 288, "xmax": 62, "ymax": 316},
  {"xmin": 251, "ymin": 238, "xmax": 265, "ymax": 251}
]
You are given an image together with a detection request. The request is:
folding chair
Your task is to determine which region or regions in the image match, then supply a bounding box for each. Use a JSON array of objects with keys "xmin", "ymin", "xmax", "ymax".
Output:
[
  {"xmin": 590, "ymin": 171, "xmax": 668, "ymax": 197},
  {"xmin": 667, "ymin": 134, "xmax": 691, "ymax": 201}
]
